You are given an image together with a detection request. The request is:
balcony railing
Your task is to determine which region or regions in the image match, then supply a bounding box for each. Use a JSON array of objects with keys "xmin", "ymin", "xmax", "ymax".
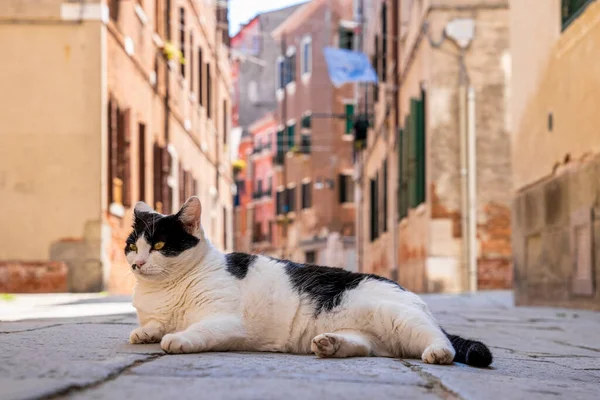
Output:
[
  {"xmin": 252, "ymin": 188, "xmax": 272, "ymax": 200},
  {"xmin": 252, "ymin": 142, "xmax": 273, "ymax": 154}
]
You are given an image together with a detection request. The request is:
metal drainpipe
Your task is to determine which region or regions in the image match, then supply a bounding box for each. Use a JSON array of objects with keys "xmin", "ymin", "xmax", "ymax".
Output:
[
  {"xmin": 458, "ymin": 52, "xmax": 469, "ymax": 293},
  {"xmin": 467, "ymin": 86, "xmax": 477, "ymax": 293},
  {"xmin": 356, "ymin": 0, "xmax": 365, "ymax": 273}
]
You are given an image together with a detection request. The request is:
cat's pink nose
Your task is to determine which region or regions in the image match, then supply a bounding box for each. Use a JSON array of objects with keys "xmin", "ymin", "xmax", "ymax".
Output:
[{"xmin": 135, "ymin": 260, "xmax": 146, "ymax": 267}]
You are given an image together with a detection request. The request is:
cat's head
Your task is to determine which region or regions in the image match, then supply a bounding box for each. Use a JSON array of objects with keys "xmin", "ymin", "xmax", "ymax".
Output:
[{"xmin": 125, "ymin": 196, "xmax": 206, "ymax": 282}]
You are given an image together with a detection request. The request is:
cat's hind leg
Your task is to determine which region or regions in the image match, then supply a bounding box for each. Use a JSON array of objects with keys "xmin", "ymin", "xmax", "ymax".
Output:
[{"xmin": 311, "ymin": 330, "xmax": 373, "ymax": 358}]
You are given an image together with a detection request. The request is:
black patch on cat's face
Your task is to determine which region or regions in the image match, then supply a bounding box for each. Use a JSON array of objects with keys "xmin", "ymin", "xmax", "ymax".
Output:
[
  {"xmin": 225, "ymin": 252, "xmax": 257, "ymax": 279},
  {"xmin": 125, "ymin": 212, "xmax": 200, "ymax": 257},
  {"xmin": 282, "ymin": 260, "xmax": 405, "ymax": 315}
]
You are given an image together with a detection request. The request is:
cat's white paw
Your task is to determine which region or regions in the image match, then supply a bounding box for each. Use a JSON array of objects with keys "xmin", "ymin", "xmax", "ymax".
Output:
[
  {"xmin": 311, "ymin": 333, "xmax": 340, "ymax": 358},
  {"xmin": 422, "ymin": 343, "xmax": 455, "ymax": 365},
  {"xmin": 129, "ymin": 326, "xmax": 163, "ymax": 344},
  {"xmin": 161, "ymin": 333, "xmax": 196, "ymax": 354}
]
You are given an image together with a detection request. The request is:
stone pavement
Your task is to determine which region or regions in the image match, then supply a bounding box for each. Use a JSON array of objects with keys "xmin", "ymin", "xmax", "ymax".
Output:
[{"xmin": 1, "ymin": 291, "xmax": 599, "ymax": 400}]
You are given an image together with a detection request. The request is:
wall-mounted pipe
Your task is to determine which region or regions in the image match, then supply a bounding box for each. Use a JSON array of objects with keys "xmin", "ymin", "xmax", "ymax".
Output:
[{"xmin": 467, "ymin": 86, "xmax": 477, "ymax": 293}]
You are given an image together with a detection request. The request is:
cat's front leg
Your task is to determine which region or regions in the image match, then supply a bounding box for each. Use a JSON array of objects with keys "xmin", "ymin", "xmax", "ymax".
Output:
[
  {"xmin": 129, "ymin": 320, "xmax": 165, "ymax": 344},
  {"xmin": 161, "ymin": 314, "xmax": 245, "ymax": 354}
]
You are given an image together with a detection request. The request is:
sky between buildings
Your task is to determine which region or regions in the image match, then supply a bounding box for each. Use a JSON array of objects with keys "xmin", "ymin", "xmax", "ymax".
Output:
[{"xmin": 228, "ymin": 0, "xmax": 307, "ymax": 36}]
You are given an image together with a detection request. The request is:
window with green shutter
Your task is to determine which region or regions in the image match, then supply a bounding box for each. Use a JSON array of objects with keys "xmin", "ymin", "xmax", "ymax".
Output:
[
  {"xmin": 301, "ymin": 114, "xmax": 311, "ymax": 129},
  {"xmin": 276, "ymin": 129, "xmax": 285, "ymax": 164},
  {"xmin": 339, "ymin": 27, "xmax": 354, "ymax": 50},
  {"xmin": 287, "ymin": 123, "xmax": 295, "ymax": 149},
  {"xmin": 345, "ymin": 104, "xmax": 355, "ymax": 134},
  {"xmin": 416, "ymin": 91, "xmax": 426, "ymax": 206},
  {"xmin": 382, "ymin": 158, "xmax": 388, "ymax": 233},
  {"xmin": 301, "ymin": 134, "xmax": 311, "ymax": 154},
  {"xmin": 407, "ymin": 96, "xmax": 426, "ymax": 208},
  {"xmin": 397, "ymin": 128, "xmax": 408, "ymax": 220},
  {"xmin": 370, "ymin": 174, "xmax": 379, "ymax": 241},
  {"xmin": 562, "ymin": 0, "xmax": 594, "ymax": 29}
]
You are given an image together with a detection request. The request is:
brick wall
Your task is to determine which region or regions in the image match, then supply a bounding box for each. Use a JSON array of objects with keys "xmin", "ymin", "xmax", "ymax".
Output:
[{"xmin": 0, "ymin": 261, "xmax": 67, "ymax": 293}]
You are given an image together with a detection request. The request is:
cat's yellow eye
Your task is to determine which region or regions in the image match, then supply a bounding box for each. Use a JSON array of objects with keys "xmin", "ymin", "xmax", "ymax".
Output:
[
  {"xmin": 129, "ymin": 243, "xmax": 137, "ymax": 252},
  {"xmin": 154, "ymin": 242, "xmax": 165, "ymax": 250}
]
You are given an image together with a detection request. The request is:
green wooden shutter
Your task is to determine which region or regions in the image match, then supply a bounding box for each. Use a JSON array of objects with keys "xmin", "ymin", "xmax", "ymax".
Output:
[
  {"xmin": 408, "ymin": 100, "xmax": 418, "ymax": 208},
  {"xmin": 345, "ymin": 104, "xmax": 355, "ymax": 134},
  {"xmin": 416, "ymin": 94, "xmax": 426, "ymax": 205},
  {"xmin": 397, "ymin": 129, "xmax": 404, "ymax": 219},
  {"xmin": 287, "ymin": 124, "xmax": 295, "ymax": 149},
  {"xmin": 276, "ymin": 129, "xmax": 284, "ymax": 164}
]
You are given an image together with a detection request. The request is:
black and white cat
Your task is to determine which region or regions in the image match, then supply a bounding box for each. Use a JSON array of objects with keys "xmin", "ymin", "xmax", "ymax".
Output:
[{"xmin": 126, "ymin": 197, "xmax": 492, "ymax": 367}]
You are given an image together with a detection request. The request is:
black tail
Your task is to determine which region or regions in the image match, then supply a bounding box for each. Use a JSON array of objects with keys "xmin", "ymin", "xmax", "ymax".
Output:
[{"xmin": 444, "ymin": 330, "xmax": 493, "ymax": 367}]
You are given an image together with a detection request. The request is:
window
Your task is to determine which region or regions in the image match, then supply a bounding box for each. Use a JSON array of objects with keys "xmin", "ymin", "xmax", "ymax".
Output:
[
  {"xmin": 305, "ymin": 251, "xmax": 316, "ymax": 264},
  {"xmin": 562, "ymin": 0, "xmax": 595, "ymax": 29},
  {"xmin": 252, "ymin": 35, "xmax": 261, "ymax": 53},
  {"xmin": 285, "ymin": 48, "xmax": 296, "ymax": 85},
  {"xmin": 301, "ymin": 113, "xmax": 311, "ymax": 129},
  {"xmin": 138, "ymin": 123, "xmax": 146, "ymax": 202},
  {"xmin": 287, "ymin": 186, "xmax": 296, "ymax": 212},
  {"xmin": 253, "ymin": 221, "xmax": 262, "ymax": 243},
  {"xmin": 300, "ymin": 134, "xmax": 311, "ymax": 154},
  {"xmin": 154, "ymin": 0, "xmax": 164, "ymax": 34},
  {"xmin": 256, "ymin": 178, "xmax": 263, "ymax": 199},
  {"xmin": 373, "ymin": 35, "xmax": 380, "ymax": 102},
  {"xmin": 190, "ymin": 33, "xmax": 194, "ymax": 94},
  {"xmin": 410, "ymin": 93, "xmax": 426, "ymax": 207},
  {"xmin": 301, "ymin": 182, "xmax": 312, "ymax": 209},
  {"xmin": 277, "ymin": 57, "xmax": 285, "ymax": 90},
  {"xmin": 339, "ymin": 26, "xmax": 354, "ymax": 50},
  {"xmin": 344, "ymin": 104, "xmax": 355, "ymax": 134},
  {"xmin": 276, "ymin": 128, "xmax": 285, "ymax": 164},
  {"xmin": 398, "ymin": 91, "xmax": 426, "ymax": 216},
  {"xmin": 179, "ymin": 164, "xmax": 186, "ymax": 203},
  {"xmin": 287, "ymin": 123, "xmax": 295, "ymax": 149},
  {"xmin": 153, "ymin": 143, "xmax": 164, "ymax": 211},
  {"xmin": 206, "ymin": 63, "xmax": 212, "ymax": 118},
  {"xmin": 370, "ymin": 174, "xmax": 379, "ymax": 241},
  {"xmin": 109, "ymin": 0, "xmax": 120, "ymax": 22},
  {"xmin": 380, "ymin": 2, "xmax": 387, "ymax": 80},
  {"xmin": 107, "ymin": 97, "xmax": 132, "ymax": 208},
  {"xmin": 266, "ymin": 176, "xmax": 272, "ymax": 197},
  {"xmin": 158, "ymin": 147, "xmax": 172, "ymax": 214},
  {"xmin": 301, "ymin": 37, "xmax": 312, "ymax": 76},
  {"xmin": 223, "ymin": 100, "xmax": 228, "ymax": 145},
  {"xmin": 276, "ymin": 190, "xmax": 287, "ymax": 215},
  {"xmin": 397, "ymin": 128, "xmax": 408, "ymax": 220},
  {"xmin": 198, "ymin": 48, "xmax": 203, "ymax": 105},
  {"xmin": 179, "ymin": 7, "xmax": 185, "ymax": 77},
  {"xmin": 339, "ymin": 174, "xmax": 355, "ymax": 204},
  {"xmin": 382, "ymin": 158, "xmax": 388, "ymax": 233}
]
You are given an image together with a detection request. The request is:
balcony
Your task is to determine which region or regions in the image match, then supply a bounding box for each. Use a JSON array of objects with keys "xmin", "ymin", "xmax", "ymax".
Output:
[
  {"xmin": 274, "ymin": 151, "xmax": 285, "ymax": 166},
  {"xmin": 252, "ymin": 188, "xmax": 272, "ymax": 201},
  {"xmin": 252, "ymin": 142, "xmax": 273, "ymax": 156}
]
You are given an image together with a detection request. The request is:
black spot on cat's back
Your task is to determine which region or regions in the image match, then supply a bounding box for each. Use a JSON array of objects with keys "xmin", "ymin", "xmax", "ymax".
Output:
[
  {"xmin": 225, "ymin": 252, "xmax": 257, "ymax": 279},
  {"xmin": 282, "ymin": 260, "xmax": 405, "ymax": 315}
]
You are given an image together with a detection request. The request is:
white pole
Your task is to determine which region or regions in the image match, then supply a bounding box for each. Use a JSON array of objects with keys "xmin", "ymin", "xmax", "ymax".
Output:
[{"xmin": 467, "ymin": 86, "xmax": 477, "ymax": 293}]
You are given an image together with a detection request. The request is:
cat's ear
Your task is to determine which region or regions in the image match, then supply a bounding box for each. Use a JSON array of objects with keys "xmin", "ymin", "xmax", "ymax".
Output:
[
  {"xmin": 177, "ymin": 196, "xmax": 202, "ymax": 236},
  {"xmin": 134, "ymin": 201, "xmax": 154, "ymax": 215}
]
